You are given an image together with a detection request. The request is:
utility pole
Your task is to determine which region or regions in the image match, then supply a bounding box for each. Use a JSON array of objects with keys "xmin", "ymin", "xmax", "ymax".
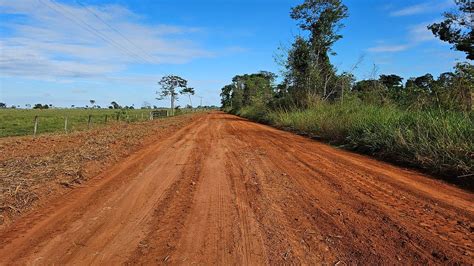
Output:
[{"xmin": 198, "ymin": 96, "xmax": 203, "ymax": 107}]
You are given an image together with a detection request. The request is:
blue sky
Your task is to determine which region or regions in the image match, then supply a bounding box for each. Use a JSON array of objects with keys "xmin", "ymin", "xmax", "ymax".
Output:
[{"xmin": 0, "ymin": 0, "xmax": 468, "ymax": 108}]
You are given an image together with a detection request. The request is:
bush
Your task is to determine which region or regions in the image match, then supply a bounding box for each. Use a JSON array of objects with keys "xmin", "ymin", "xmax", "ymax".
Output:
[{"xmin": 237, "ymin": 104, "xmax": 271, "ymax": 123}]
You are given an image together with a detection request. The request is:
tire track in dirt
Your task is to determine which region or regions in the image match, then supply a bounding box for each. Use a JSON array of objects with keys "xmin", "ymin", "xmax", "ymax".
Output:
[
  {"xmin": 226, "ymin": 117, "xmax": 473, "ymax": 264},
  {"xmin": 127, "ymin": 115, "xmax": 267, "ymax": 265},
  {"xmin": 256, "ymin": 126, "xmax": 473, "ymax": 259},
  {"xmin": 0, "ymin": 112, "xmax": 472, "ymax": 265},
  {"xmin": 0, "ymin": 116, "xmax": 208, "ymax": 264}
]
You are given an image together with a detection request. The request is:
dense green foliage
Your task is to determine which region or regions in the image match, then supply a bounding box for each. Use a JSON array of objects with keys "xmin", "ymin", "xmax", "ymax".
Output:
[
  {"xmin": 350, "ymin": 63, "xmax": 473, "ymax": 112},
  {"xmin": 220, "ymin": 0, "xmax": 473, "ymax": 182},
  {"xmin": 428, "ymin": 0, "xmax": 473, "ymax": 60}
]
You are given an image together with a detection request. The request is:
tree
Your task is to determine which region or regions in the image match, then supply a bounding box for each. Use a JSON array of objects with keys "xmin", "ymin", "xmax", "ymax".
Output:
[
  {"xmin": 379, "ymin": 74, "xmax": 404, "ymax": 103},
  {"xmin": 231, "ymin": 72, "xmax": 275, "ymax": 107},
  {"xmin": 413, "ymin": 74, "xmax": 435, "ymax": 91},
  {"xmin": 432, "ymin": 72, "xmax": 456, "ymax": 110},
  {"xmin": 428, "ymin": 0, "xmax": 473, "ymax": 60},
  {"xmin": 379, "ymin": 74, "xmax": 403, "ymax": 90},
  {"xmin": 89, "ymin": 100, "xmax": 96, "ymax": 108},
  {"xmin": 181, "ymin": 87, "xmax": 195, "ymax": 107},
  {"xmin": 220, "ymin": 84, "xmax": 235, "ymax": 109},
  {"xmin": 452, "ymin": 62, "xmax": 474, "ymax": 111},
  {"xmin": 157, "ymin": 75, "xmax": 187, "ymax": 115},
  {"xmin": 110, "ymin": 101, "xmax": 120, "ymax": 109},
  {"xmin": 403, "ymin": 74, "xmax": 436, "ymax": 109},
  {"xmin": 33, "ymin": 103, "xmax": 50, "ymax": 109},
  {"xmin": 288, "ymin": 0, "xmax": 348, "ymax": 105},
  {"xmin": 231, "ymin": 83, "xmax": 244, "ymax": 111},
  {"xmin": 353, "ymin": 79, "xmax": 388, "ymax": 105},
  {"xmin": 286, "ymin": 36, "xmax": 312, "ymax": 105},
  {"xmin": 290, "ymin": 0, "xmax": 348, "ymax": 66},
  {"xmin": 0, "ymin": 102, "xmax": 6, "ymax": 109}
]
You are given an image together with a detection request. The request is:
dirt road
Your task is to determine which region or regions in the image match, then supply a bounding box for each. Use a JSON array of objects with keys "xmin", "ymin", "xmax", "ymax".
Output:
[{"xmin": 0, "ymin": 112, "xmax": 472, "ymax": 264}]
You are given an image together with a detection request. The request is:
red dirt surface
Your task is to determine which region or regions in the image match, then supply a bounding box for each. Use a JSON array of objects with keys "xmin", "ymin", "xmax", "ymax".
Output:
[{"xmin": 0, "ymin": 112, "xmax": 472, "ymax": 264}]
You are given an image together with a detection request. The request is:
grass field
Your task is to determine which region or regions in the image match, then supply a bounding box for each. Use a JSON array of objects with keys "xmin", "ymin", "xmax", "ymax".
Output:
[{"xmin": 0, "ymin": 108, "xmax": 189, "ymax": 137}]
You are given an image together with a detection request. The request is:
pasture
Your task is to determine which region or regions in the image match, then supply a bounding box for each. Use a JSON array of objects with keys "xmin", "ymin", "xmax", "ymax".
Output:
[{"xmin": 0, "ymin": 108, "xmax": 180, "ymax": 137}]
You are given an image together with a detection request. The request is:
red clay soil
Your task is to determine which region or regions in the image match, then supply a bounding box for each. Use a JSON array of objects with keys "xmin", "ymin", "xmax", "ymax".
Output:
[{"xmin": 0, "ymin": 112, "xmax": 472, "ymax": 264}]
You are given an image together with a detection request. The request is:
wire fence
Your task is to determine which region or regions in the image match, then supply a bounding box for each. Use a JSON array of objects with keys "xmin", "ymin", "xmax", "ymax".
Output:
[{"xmin": 0, "ymin": 108, "xmax": 197, "ymax": 138}]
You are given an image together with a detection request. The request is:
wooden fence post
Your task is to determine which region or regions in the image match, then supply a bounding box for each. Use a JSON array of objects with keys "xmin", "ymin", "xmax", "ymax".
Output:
[
  {"xmin": 116, "ymin": 113, "xmax": 120, "ymax": 121},
  {"xmin": 33, "ymin": 115, "xmax": 38, "ymax": 137},
  {"xmin": 88, "ymin": 115, "xmax": 92, "ymax": 129},
  {"xmin": 105, "ymin": 114, "xmax": 108, "ymax": 123},
  {"xmin": 64, "ymin": 116, "xmax": 68, "ymax": 133},
  {"xmin": 149, "ymin": 112, "xmax": 153, "ymax": 120}
]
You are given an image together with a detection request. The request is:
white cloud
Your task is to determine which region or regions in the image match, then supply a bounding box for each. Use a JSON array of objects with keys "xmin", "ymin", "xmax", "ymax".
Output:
[
  {"xmin": 390, "ymin": 0, "xmax": 454, "ymax": 17},
  {"xmin": 0, "ymin": 0, "xmax": 214, "ymax": 80},
  {"xmin": 408, "ymin": 22, "xmax": 437, "ymax": 43},
  {"xmin": 367, "ymin": 45, "xmax": 410, "ymax": 53},
  {"xmin": 367, "ymin": 21, "xmax": 440, "ymax": 53},
  {"xmin": 390, "ymin": 3, "xmax": 430, "ymax": 17}
]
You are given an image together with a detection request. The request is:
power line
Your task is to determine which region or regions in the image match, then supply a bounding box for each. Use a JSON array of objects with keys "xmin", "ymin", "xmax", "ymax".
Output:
[
  {"xmin": 74, "ymin": 0, "xmax": 157, "ymax": 64},
  {"xmin": 38, "ymin": 0, "xmax": 177, "ymax": 92},
  {"xmin": 47, "ymin": 0, "xmax": 151, "ymax": 64},
  {"xmin": 38, "ymin": 0, "xmax": 151, "ymax": 64}
]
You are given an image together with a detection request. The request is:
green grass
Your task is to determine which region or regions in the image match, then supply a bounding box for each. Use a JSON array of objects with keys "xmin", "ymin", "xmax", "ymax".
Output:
[
  {"xmin": 237, "ymin": 101, "xmax": 473, "ymax": 184},
  {"xmin": 0, "ymin": 108, "xmax": 189, "ymax": 137}
]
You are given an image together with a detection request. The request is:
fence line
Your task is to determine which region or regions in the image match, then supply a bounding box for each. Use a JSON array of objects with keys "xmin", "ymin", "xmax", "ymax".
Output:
[
  {"xmin": 24, "ymin": 113, "xmax": 145, "ymax": 137},
  {"xmin": 0, "ymin": 108, "xmax": 208, "ymax": 138},
  {"xmin": 33, "ymin": 116, "xmax": 39, "ymax": 137},
  {"xmin": 29, "ymin": 112, "xmax": 156, "ymax": 137}
]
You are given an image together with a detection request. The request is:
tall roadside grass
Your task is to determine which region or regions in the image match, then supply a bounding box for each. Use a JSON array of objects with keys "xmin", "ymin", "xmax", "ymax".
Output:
[{"xmin": 237, "ymin": 102, "xmax": 473, "ymax": 187}]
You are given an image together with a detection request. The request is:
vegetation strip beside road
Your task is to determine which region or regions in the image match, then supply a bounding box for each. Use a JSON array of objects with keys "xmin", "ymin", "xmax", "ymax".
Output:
[
  {"xmin": 235, "ymin": 103, "xmax": 473, "ymax": 189},
  {"xmin": 0, "ymin": 112, "xmax": 204, "ymax": 226}
]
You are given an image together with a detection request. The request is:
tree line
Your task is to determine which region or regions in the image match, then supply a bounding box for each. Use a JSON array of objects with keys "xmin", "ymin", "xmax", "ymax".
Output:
[{"xmin": 220, "ymin": 0, "xmax": 473, "ymax": 112}]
